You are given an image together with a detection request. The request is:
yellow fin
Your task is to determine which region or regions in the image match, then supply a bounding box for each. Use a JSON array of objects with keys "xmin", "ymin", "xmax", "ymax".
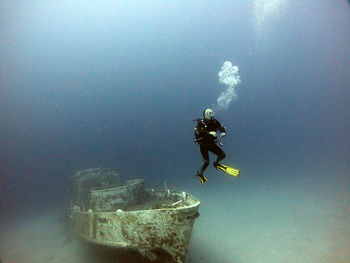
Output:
[{"xmin": 217, "ymin": 164, "xmax": 240, "ymax": 177}]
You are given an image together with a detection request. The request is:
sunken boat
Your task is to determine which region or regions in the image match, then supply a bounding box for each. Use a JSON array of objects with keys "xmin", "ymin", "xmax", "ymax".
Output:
[{"xmin": 68, "ymin": 168, "xmax": 200, "ymax": 263}]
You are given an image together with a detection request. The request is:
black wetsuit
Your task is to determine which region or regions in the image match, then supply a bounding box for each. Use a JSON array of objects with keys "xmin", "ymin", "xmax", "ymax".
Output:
[{"xmin": 194, "ymin": 118, "xmax": 226, "ymax": 175}]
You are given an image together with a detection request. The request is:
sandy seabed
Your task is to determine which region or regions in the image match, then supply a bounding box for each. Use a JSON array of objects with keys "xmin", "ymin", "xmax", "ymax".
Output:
[{"xmin": 1, "ymin": 174, "xmax": 349, "ymax": 263}]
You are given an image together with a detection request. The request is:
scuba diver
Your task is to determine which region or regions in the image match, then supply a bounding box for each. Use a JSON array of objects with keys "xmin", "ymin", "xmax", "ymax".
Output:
[{"xmin": 194, "ymin": 108, "xmax": 226, "ymax": 185}]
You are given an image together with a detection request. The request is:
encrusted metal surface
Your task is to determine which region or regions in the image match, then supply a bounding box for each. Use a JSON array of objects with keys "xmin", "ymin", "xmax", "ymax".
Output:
[
  {"xmin": 72, "ymin": 192, "xmax": 199, "ymax": 263},
  {"xmin": 70, "ymin": 168, "xmax": 200, "ymax": 263}
]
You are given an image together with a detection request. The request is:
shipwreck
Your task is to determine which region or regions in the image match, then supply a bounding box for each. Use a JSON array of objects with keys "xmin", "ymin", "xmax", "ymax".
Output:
[{"xmin": 68, "ymin": 168, "xmax": 200, "ymax": 263}]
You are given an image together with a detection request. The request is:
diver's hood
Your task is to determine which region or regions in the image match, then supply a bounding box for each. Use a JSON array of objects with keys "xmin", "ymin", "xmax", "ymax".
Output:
[{"xmin": 203, "ymin": 109, "xmax": 214, "ymax": 120}]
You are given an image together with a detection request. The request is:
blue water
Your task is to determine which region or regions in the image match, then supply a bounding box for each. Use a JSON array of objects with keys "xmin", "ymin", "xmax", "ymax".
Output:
[{"xmin": 1, "ymin": 1, "xmax": 349, "ymax": 262}]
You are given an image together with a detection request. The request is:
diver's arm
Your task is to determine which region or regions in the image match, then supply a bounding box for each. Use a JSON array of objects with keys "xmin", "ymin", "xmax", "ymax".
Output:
[
  {"xmin": 197, "ymin": 126, "xmax": 217, "ymax": 139},
  {"xmin": 197, "ymin": 127, "xmax": 213, "ymax": 137},
  {"xmin": 215, "ymin": 119, "xmax": 226, "ymax": 134}
]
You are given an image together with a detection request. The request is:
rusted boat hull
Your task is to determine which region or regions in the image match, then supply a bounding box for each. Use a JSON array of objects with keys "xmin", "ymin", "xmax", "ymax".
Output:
[
  {"xmin": 69, "ymin": 169, "xmax": 200, "ymax": 262},
  {"xmin": 71, "ymin": 190, "xmax": 200, "ymax": 263}
]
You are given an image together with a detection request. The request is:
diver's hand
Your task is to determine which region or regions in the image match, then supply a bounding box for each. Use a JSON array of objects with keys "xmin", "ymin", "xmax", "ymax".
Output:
[
  {"xmin": 209, "ymin": 131, "xmax": 217, "ymax": 138},
  {"xmin": 220, "ymin": 132, "xmax": 226, "ymax": 138}
]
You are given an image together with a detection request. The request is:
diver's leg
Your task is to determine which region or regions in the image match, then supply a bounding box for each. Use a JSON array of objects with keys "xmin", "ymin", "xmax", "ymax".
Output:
[
  {"xmin": 198, "ymin": 144, "xmax": 210, "ymax": 175},
  {"xmin": 195, "ymin": 144, "xmax": 209, "ymax": 184},
  {"xmin": 211, "ymin": 144, "xmax": 226, "ymax": 168}
]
